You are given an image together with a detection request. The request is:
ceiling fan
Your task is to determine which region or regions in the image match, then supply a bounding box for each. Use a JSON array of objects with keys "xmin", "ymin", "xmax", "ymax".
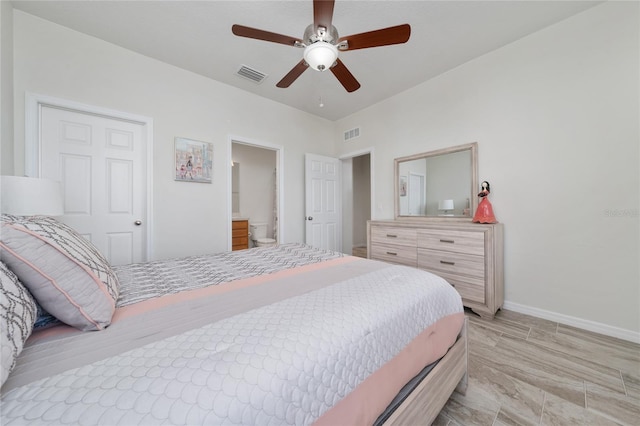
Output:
[{"xmin": 232, "ymin": 0, "xmax": 411, "ymax": 93}]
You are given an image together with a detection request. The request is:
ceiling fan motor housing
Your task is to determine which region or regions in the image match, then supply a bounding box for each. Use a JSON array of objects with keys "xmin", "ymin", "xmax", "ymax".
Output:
[
  {"xmin": 303, "ymin": 24, "xmax": 340, "ymax": 71},
  {"xmin": 303, "ymin": 24, "xmax": 339, "ymax": 44}
]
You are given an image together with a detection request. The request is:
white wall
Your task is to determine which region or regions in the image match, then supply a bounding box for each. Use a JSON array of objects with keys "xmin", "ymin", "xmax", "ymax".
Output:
[
  {"xmin": 1, "ymin": 0, "xmax": 14, "ymax": 174},
  {"xmin": 11, "ymin": 10, "xmax": 334, "ymax": 260},
  {"xmin": 335, "ymin": 2, "xmax": 640, "ymax": 337}
]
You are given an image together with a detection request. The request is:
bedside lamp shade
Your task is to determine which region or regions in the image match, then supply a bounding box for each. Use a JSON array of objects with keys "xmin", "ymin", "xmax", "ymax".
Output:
[
  {"xmin": 1, "ymin": 176, "xmax": 64, "ymax": 216},
  {"xmin": 438, "ymin": 199, "xmax": 454, "ymax": 211}
]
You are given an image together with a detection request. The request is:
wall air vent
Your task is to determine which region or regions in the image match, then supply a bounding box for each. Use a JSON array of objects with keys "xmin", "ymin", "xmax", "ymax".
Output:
[
  {"xmin": 344, "ymin": 127, "xmax": 361, "ymax": 142},
  {"xmin": 236, "ymin": 65, "xmax": 267, "ymax": 84}
]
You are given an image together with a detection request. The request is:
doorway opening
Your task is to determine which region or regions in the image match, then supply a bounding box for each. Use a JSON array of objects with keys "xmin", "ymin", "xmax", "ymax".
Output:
[
  {"xmin": 229, "ymin": 137, "xmax": 283, "ymax": 250},
  {"xmin": 341, "ymin": 150, "xmax": 373, "ymax": 257}
]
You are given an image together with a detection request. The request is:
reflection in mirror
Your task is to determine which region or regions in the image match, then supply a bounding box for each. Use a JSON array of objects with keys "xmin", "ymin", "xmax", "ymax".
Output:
[
  {"xmin": 232, "ymin": 162, "xmax": 240, "ymax": 214},
  {"xmin": 395, "ymin": 142, "xmax": 478, "ymax": 220}
]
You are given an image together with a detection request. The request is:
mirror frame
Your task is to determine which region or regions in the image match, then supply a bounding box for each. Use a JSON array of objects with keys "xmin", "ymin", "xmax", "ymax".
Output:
[{"xmin": 394, "ymin": 142, "xmax": 478, "ymax": 221}]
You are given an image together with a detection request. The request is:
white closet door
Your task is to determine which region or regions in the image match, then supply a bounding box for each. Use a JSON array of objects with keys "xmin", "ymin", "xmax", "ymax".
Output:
[{"xmin": 40, "ymin": 105, "xmax": 147, "ymax": 265}]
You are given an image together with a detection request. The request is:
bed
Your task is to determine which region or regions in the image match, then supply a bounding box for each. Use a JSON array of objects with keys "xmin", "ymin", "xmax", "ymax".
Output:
[{"xmin": 0, "ymin": 215, "xmax": 467, "ymax": 425}]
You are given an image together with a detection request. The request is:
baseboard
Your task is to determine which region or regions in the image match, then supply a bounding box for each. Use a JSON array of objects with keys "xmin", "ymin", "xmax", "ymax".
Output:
[{"xmin": 503, "ymin": 301, "xmax": 640, "ymax": 344}]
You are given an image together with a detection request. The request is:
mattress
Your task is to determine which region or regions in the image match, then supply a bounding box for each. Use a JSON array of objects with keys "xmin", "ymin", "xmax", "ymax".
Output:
[{"xmin": 1, "ymin": 244, "xmax": 464, "ymax": 425}]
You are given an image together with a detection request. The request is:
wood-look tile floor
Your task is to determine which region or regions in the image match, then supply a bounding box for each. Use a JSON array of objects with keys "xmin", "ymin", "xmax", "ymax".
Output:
[{"xmin": 434, "ymin": 309, "xmax": 640, "ymax": 426}]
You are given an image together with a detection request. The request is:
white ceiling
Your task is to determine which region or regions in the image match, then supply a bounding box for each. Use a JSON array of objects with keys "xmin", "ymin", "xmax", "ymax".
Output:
[{"xmin": 12, "ymin": 0, "xmax": 602, "ymax": 121}]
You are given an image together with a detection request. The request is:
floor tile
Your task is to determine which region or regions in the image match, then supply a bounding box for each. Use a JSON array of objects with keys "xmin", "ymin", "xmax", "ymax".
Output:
[
  {"xmin": 495, "ymin": 407, "xmax": 538, "ymax": 426},
  {"xmin": 467, "ymin": 312, "xmax": 531, "ymax": 340},
  {"xmin": 431, "ymin": 413, "xmax": 451, "ymax": 426},
  {"xmin": 622, "ymin": 370, "xmax": 640, "ymax": 400},
  {"xmin": 441, "ymin": 391, "xmax": 498, "ymax": 426},
  {"xmin": 472, "ymin": 334, "xmax": 587, "ymax": 407},
  {"xmin": 541, "ymin": 392, "xmax": 620, "ymax": 426},
  {"xmin": 586, "ymin": 381, "xmax": 640, "ymax": 426},
  {"xmin": 469, "ymin": 356, "xmax": 544, "ymax": 425},
  {"xmin": 525, "ymin": 329, "xmax": 628, "ymax": 394},
  {"xmin": 440, "ymin": 309, "xmax": 639, "ymax": 426},
  {"xmin": 550, "ymin": 325, "xmax": 640, "ymax": 374},
  {"xmin": 468, "ymin": 319, "xmax": 504, "ymax": 347},
  {"xmin": 557, "ymin": 324, "xmax": 640, "ymax": 353},
  {"xmin": 494, "ymin": 310, "xmax": 558, "ymax": 334}
]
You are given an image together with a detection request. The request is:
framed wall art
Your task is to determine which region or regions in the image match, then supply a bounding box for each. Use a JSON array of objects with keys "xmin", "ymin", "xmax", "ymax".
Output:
[{"xmin": 175, "ymin": 137, "xmax": 213, "ymax": 183}]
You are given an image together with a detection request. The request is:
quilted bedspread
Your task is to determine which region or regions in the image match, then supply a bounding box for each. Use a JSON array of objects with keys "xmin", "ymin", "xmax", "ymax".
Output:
[{"xmin": 1, "ymin": 244, "xmax": 463, "ymax": 425}]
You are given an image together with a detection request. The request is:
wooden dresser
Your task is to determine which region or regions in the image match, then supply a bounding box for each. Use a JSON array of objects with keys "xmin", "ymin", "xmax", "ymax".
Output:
[
  {"xmin": 368, "ymin": 220, "xmax": 504, "ymax": 319},
  {"xmin": 232, "ymin": 219, "xmax": 249, "ymax": 251}
]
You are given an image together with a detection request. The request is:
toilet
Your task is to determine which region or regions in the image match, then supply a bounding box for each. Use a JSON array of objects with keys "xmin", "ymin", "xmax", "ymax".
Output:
[{"xmin": 249, "ymin": 223, "xmax": 277, "ymax": 248}]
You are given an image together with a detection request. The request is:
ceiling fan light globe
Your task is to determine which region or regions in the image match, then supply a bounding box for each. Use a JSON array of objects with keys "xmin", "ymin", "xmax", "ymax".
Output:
[{"xmin": 304, "ymin": 42, "xmax": 338, "ymax": 72}]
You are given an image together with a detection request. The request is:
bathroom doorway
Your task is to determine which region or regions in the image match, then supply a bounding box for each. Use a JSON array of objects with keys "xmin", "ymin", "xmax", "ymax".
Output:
[
  {"xmin": 229, "ymin": 138, "xmax": 283, "ymax": 249},
  {"xmin": 341, "ymin": 150, "xmax": 372, "ymax": 257}
]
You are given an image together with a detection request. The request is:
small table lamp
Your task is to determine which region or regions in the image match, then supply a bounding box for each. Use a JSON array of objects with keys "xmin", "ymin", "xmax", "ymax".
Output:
[
  {"xmin": 1, "ymin": 176, "xmax": 64, "ymax": 216},
  {"xmin": 438, "ymin": 199, "xmax": 454, "ymax": 216}
]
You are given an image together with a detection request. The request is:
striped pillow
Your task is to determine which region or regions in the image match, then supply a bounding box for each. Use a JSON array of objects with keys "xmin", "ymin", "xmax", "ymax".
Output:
[
  {"xmin": 0, "ymin": 215, "xmax": 119, "ymax": 331},
  {"xmin": 0, "ymin": 261, "xmax": 37, "ymax": 386}
]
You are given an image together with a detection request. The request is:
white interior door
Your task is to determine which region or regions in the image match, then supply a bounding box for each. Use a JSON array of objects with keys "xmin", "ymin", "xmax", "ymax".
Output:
[
  {"xmin": 408, "ymin": 172, "xmax": 425, "ymax": 215},
  {"xmin": 305, "ymin": 153, "xmax": 341, "ymax": 251},
  {"xmin": 40, "ymin": 105, "xmax": 147, "ymax": 265}
]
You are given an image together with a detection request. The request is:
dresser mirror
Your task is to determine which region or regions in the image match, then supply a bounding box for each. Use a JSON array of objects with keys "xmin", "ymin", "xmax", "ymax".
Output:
[{"xmin": 394, "ymin": 142, "xmax": 478, "ymax": 220}]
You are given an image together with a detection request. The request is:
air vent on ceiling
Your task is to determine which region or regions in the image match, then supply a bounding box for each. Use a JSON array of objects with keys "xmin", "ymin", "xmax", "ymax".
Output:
[
  {"xmin": 344, "ymin": 127, "xmax": 361, "ymax": 142},
  {"xmin": 236, "ymin": 65, "xmax": 267, "ymax": 84}
]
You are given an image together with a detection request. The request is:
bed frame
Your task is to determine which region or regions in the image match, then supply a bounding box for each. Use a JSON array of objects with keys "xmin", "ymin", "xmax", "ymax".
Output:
[{"xmin": 383, "ymin": 317, "xmax": 468, "ymax": 425}]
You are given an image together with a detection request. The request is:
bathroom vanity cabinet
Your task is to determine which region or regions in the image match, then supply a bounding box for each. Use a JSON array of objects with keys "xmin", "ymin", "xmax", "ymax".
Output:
[{"xmin": 232, "ymin": 219, "xmax": 249, "ymax": 251}]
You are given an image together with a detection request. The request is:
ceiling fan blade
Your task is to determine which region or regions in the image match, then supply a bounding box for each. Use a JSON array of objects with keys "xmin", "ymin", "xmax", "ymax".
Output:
[
  {"xmin": 232, "ymin": 24, "xmax": 302, "ymax": 47},
  {"xmin": 338, "ymin": 24, "xmax": 411, "ymax": 51},
  {"xmin": 276, "ymin": 60, "xmax": 309, "ymax": 88},
  {"xmin": 313, "ymin": 0, "xmax": 335, "ymax": 31},
  {"xmin": 330, "ymin": 59, "xmax": 361, "ymax": 93}
]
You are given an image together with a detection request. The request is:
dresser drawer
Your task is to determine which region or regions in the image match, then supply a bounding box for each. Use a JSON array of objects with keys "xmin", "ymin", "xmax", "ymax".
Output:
[
  {"xmin": 371, "ymin": 244, "xmax": 417, "ymax": 267},
  {"xmin": 434, "ymin": 270, "xmax": 485, "ymax": 304},
  {"xmin": 371, "ymin": 226, "xmax": 417, "ymax": 247},
  {"xmin": 417, "ymin": 230, "xmax": 484, "ymax": 255},
  {"xmin": 418, "ymin": 248, "xmax": 484, "ymax": 279}
]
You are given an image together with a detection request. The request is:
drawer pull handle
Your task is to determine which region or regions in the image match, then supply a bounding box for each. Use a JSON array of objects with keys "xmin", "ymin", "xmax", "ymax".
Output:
[
  {"xmin": 386, "ymin": 251, "xmax": 398, "ymax": 256},
  {"xmin": 386, "ymin": 234, "xmax": 398, "ymax": 238},
  {"xmin": 440, "ymin": 260, "xmax": 456, "ymax": 266},
  {"xmin": 440, "ymin": 239, "xmax": 455, "ymax": 244}
]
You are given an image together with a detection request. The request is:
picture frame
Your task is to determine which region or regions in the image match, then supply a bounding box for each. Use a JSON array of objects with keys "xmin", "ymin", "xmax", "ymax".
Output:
[
  {"xmin": 175, "ymin": 137, "xmax": 213, "ymax": 183},
  {"xmin": 399, "ymin": 175, "xmax": 407, "ymax": 197}
]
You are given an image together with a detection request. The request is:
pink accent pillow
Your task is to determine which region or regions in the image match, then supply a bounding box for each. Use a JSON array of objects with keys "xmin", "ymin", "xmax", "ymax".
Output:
[{"xmin": 0, "ymin": 215, "xmax": 119, "ymax": 331}]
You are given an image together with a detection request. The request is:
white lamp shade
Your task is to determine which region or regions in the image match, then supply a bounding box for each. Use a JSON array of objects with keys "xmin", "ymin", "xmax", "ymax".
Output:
[
  {"xmin": 1, "ymin": 176, "xmax": 64, "ymax": 216},
  {"xmin": 304, "ymin": 42, "xmax": 338, "ymax": 71},
  {"xmin": 438, "ymin": 199, "xmax": 454, "ymax": 211}
]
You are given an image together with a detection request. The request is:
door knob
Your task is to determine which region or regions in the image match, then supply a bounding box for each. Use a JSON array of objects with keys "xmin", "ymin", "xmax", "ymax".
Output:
[
  {"xmin": 306, "ymin": 216, "xmax": 313, "ymax": 221},
  {"xmin": 134, "ymin": 220, "xmax": 142, "ymax": 226}
]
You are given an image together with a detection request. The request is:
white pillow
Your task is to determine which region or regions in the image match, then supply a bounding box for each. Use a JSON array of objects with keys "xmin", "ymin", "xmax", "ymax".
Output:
[
  {"xmin": 0, "ymin": 215, "xmax": 119, "ymax": 331},
  {"xmin": 0, "ymin": 261, "xmax": 37, "ymax": 387}
]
